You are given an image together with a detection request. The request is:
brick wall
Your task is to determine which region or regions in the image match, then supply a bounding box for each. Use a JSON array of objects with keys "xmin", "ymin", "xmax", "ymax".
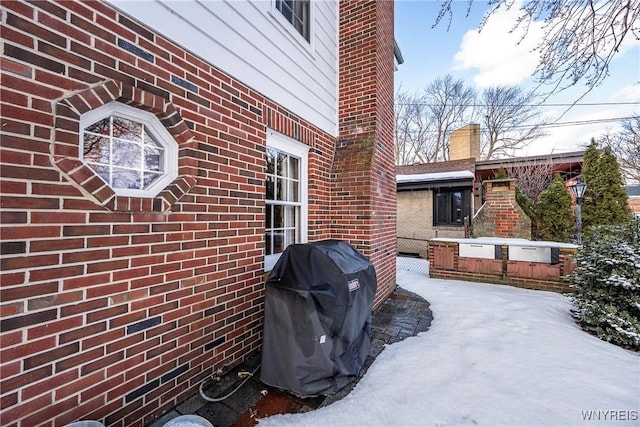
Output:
[
  {"xmin": 334, "ymin": 0, "xmax": 397, "ymax": 308},
  {"xmin": 397, "ymin": 191, "xmax": 433, "ymax": 242},
  {"xmin": 428, "ymin": 241, "xmax": 575, "ymax": 293},
  {"xmin": 473, "ymin": 178, "xmax": 532, "ymax": 239},
  {"xmin": 449, "ymin": 124, "xmax": 480, "ymax": 161},
  {"xmin": 0, "ymin": 1, "xmax": 393, "ymax": 425}
]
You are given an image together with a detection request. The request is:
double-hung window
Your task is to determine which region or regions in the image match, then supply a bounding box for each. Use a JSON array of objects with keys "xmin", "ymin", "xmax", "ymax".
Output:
[
  {"xmin": 274, "ymin": 0, "xmax": 310, "ymax": 41},
  {"xmin": 265, "ymin": 131, "xmax": 308, "ymax": 270}
]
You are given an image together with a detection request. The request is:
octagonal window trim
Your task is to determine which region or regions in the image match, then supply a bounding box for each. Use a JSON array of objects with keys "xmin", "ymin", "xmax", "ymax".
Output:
[{"xmin": 79, "ymin": 101, "xmax": 178, "ymax": 198}]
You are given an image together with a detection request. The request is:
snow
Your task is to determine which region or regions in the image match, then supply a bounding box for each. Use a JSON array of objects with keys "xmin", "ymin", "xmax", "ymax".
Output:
[
  {"xmin": 431, "ymin": 237, "xmax": 579, "ymax": 249},
  {"xmin": 396, "ymin": 170, "xmax": 475, "ymax": 183},
  {"xmin": 258, "ymin": 261, "xmax": 639, "ymax": 427}
]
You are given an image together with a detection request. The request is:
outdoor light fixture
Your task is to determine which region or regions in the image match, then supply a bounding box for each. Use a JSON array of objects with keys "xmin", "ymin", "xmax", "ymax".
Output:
[
  {"xmin": 569, "ymin": 178, "xmax": 587, "ymax": 244},
  {"xmin": 569, "ymin": 179, "xmax": 587, "ymax": 203}
]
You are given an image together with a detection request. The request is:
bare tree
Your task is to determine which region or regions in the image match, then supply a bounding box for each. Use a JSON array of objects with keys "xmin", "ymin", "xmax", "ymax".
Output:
[
  {"xmin": 505, "ymin": 159, "xmax": 555, "ymax": 201},
  {"xmin": 424, "ymin": 75, "xmax": 476, "ymax": 161},
  {"xmin": 394, "ymin": 76, "xmax": 475, "ymax": 164},
  {"xmin": 394, "ymin": 89, "xmax": 433, "ymax": 165},
  {"xmin": 599, "ymin": 114, "xmax": 640, "ymax": 185},
  {"xmin": 480, "ymin": 86, "xmax": 547, "ymax": 159},
  {"xmin": 435, "ymin": 0, "xmax": 640, "ymax": 99}
]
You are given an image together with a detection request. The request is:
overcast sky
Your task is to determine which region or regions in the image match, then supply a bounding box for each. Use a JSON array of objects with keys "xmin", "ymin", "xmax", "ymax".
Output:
[{"xmin": 394, "ymin": 0, "xmax": 640, "ymax": 157}]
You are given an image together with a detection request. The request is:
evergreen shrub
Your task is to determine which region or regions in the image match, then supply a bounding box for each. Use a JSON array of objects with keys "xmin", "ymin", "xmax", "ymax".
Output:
[{"xmin": 571, "ymin": 217, "xmax": 640, "ymax": 350}]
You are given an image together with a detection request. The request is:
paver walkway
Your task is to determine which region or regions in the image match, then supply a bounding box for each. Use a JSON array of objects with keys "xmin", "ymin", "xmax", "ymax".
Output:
[{"xmin": 148, "ymin": 287, "xmax": 432, "ymax": 427}]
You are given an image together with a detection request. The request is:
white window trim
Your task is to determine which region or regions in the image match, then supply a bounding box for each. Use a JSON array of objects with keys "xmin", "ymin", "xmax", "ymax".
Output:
[
  {"xmin": 79, "ymin": 101, "xmax": 178, "ymax": 198},
  {"xmin": 267, "ymin": 0, "xmax": 315, "ymax": 58},
  {"xmin": 264, "ymin": 130, "xmax": 309, "ymax": 271}
]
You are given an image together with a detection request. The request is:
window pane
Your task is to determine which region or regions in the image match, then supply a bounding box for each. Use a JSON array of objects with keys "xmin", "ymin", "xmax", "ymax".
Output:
[
  {"xmin": 266, "ymin": 148, "xmax": 276, "ymax": 175},
  {"xmin": 273, "ymin": 205, "xmax": 284, "ymax": 228},
  {"xmin": 143, "ymin": 171, "xmax": 161, "ymax": 188},
  {"xmin": 85, "ymin": 117, "xmax": 111, "ymax": 135},
  {"xmin": 452, "ymin": 192, "xmax": 462, "ymax": 223},
  {"xmin": 284, "ymin": 205, "xmax": 296, "ymax": 228},
  {"xmin": 291, "ymin": 180, "xmax": 299, "ymax": 202},
  {"xmin": 112, "ymin": 116, "xmax": 141, "ymax": 142},
  {"xmin": 144, "ymin": 147, "xmax": 162, "ymax": 172},
  {"xmin": 273, "ymin": 230, "xmax": 285, "ymax": 254},
  {"xmin": 265, "ymin": 232, "xmax": 273, "ymax": 255},
  {"xmin": 266, "ymin": 205, "xmax": 272, "ymax": 228},
  {"xmin": 83, "ymin": 134, "xmax": 110, "ymax": 163},
  {"xmin": 289, "ymin": 157, "xmax": 299, "ymax": 180},
  {"xmin": 266, "ymin": 176, "xmax": 275, "ymax": 201},
  {"xmin": 113, "ymin": 140, "xmax": 141, "ymax": 169},
  {"xmin": 276, "ymin": 177, "xmax": 286, "ymax": 201},
  {"xmin": 112, "ymin": 167, "xmax": 141, "ymax": 189},
  {"xmin": 436, "ymin": 192, "xmax": 447, "ymax": 224},
  {"xmin": 277, "ymin": 151, "xmax": 287, "ymax": 177},
  {"xmin": 143, "ymin": 129, "xmax": 161, "ymax": 147}
]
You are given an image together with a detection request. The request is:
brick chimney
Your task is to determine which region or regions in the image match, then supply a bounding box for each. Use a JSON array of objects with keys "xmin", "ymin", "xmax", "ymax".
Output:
[
  {"xmin": 450, "ymin": 124, "xmax": 480, "ymax": 161},
  {"xmin": 473, "ymin": 179, "xmax": 531, "ymax": 239},
  {"xmin": 332, "ymin": 0, "xmax": 396, "ymax": 306}
]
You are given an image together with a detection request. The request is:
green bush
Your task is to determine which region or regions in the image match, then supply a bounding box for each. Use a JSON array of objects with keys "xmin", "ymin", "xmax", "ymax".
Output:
[
  {"xmin": 571, "ymin": 217, "xmax": 640, "ymax": 350},
  {"xmin": 582, "ymin": 140, "xmax": 632, "ymax": 229},
  {"xmin": 536, "ymin": 174, "xmax": 574, "ymax": 242}
]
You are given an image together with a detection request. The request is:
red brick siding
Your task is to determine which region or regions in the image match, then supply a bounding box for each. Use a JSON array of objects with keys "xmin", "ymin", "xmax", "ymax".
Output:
[
  {"xmin": 473, "ymin": 179, "xmax": 532, "ymax": 239},
  {"xmin": 428, "ymin": 241, "xmax": 575, "ymax": 293},
  {"xmin": 334, "ymin": 0, "xmax": 397, "ymax": 308},
  {"xmin": 0, "ymin": 1, "xmax": 385, "ymax": 425}
]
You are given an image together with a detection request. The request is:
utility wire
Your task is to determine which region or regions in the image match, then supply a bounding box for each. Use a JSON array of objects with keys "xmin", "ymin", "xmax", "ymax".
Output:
[
  {"xmin": 395, "ymin": 101, "xmax": 640, "ymax": 107},
  {"xmin": 514, "ymin": 116, "xmax": 636, "ymax": 130},
  {"xmin": 397, "ymin": 116, "xmax": 636, "ymax": 135}
]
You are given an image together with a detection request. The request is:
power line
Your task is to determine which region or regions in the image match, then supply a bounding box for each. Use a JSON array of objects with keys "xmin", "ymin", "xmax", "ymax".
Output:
[
  {"xmin": 395, "ymin": 101, "xmax": 640, "ymax": 107},
  {"xmin": 397, "ymin": 116, "xmax": 636, "ymax": 135},
  {"xmin": 512, "ymin": 116, "xmax": 635, "ymax": 130}
]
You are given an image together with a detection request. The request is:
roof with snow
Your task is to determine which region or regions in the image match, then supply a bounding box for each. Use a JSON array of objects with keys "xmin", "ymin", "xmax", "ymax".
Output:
[{"xmin": 396, "ymin": 170, "xmax": 474, "ymax": 190}]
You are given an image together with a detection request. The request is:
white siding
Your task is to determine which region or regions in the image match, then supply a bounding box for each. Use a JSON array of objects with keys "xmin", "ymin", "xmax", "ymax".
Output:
[{"xmin": 108, "ymin": 0, "xmax": 338, "ymax": 136}]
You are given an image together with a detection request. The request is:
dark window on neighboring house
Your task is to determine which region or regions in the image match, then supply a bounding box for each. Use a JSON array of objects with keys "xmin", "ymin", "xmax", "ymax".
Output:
[
  {"xmin": 275, "ymin": 0, "xmax": 310, "ymax": 41},
  {"xmin": 434, "ymin": 188, "xmax": 471, "ymax": 226}
]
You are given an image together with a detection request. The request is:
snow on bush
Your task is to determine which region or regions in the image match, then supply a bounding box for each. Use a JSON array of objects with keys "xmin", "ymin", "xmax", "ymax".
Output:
[{"xmin": 571, "ymin": 217, "xmax": 640, "ymax": 350}]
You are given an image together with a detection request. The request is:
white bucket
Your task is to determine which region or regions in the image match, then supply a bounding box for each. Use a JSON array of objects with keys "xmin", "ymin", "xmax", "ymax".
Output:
[{"xmin": 163, "ymin": 415, "xmax": 214, "ymax": 427}]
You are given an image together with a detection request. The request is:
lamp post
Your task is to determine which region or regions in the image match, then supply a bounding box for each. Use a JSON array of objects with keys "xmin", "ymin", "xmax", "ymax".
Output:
[{"xmin": 569, "ymin": 178, "xmax": 587, "ymax": 244}]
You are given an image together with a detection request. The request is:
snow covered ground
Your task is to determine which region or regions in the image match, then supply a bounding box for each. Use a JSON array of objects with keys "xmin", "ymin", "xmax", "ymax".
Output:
[{"xmin": 258, "ymin": 261, "xmax": 639, "ymax": 426}]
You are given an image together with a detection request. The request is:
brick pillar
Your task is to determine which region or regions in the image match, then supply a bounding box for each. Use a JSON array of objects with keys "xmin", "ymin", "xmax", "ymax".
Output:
[
  {"xmin": 333, "ymin": 0, "xmax": 397, "ymax": 307},
  {"xmin": 473, "ymin": 179, "xmax": 532, "ymax": 239}
]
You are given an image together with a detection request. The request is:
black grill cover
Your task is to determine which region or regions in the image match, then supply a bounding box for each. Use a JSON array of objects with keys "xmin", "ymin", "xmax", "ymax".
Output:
[{"xmin": 260, "ymin": 240, "xmax": 377, "ymax": 396}]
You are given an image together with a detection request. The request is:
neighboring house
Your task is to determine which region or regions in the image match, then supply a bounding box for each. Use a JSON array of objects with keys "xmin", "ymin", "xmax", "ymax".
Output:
[
  {"xmin": 0, "ymin": 1, "xmax": 399, "ymax": 425},
  {"xmin": 627, "ymin": 186, "xmax": 640, "ymax": 217},
  {"xmin": 396, "ymin": 124, "xmax": 584, "ymax": 256}
]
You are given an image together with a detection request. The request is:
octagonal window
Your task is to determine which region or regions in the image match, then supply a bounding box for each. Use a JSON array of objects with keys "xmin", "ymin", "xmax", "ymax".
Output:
[{"xmin": 79, "ymin": 102, "xmax": 178, "ymax": 197}]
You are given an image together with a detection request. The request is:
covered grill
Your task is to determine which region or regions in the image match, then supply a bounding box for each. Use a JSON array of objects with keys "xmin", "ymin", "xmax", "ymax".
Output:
[{"xmin": 260, "ymin": 240, "xmax": 377, "ymax": 396}]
